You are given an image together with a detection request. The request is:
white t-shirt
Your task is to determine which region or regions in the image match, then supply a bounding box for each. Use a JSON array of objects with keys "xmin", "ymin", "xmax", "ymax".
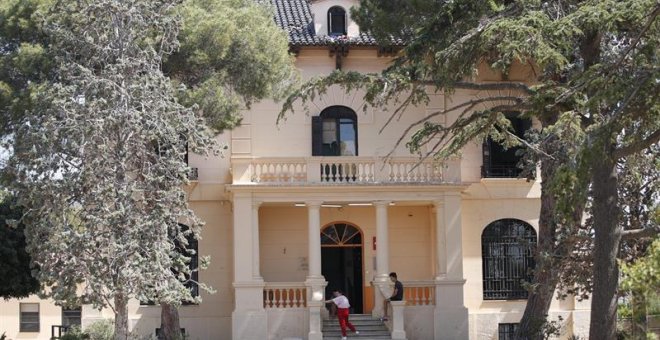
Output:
[{"xmin": 332, "ymin": 295, "xmax": 351, "ymax": 309}]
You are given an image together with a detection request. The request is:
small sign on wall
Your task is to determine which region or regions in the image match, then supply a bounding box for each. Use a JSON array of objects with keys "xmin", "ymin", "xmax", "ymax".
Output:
[{"xmin": 298, "ymin": 257, "xmax": 308, "ymax": 271}]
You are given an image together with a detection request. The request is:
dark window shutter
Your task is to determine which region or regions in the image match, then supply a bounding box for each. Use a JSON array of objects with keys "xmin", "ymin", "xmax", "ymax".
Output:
[
  {"xmin": 482, "ymin": 139, "xmax": 491, "ymax": 177},
  {"xmin": 521, "ymin": 118, "xmax": 532, "ymax": 137},
  {"xmin": 312, "ymin": 116, "xmax": 323, "ymax": 156}
]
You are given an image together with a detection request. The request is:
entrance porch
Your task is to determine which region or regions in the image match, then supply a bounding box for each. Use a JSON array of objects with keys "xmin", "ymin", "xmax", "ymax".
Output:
[{"xmin": 229, "ymin": 187, "xmax": 469, "ymax": 340}]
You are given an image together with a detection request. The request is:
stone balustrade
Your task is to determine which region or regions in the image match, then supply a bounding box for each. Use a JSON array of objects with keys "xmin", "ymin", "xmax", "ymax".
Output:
[
  {"xmin": 232, "ymin": 156, "xmax": 449, "ymax": 184},
  {"xmin": 404, "ymin": 280, "xmax": 436, "ymax": 306},
  {"xmin": 263, "ymin": 282, "xmax": 307, "ymax": 308}
]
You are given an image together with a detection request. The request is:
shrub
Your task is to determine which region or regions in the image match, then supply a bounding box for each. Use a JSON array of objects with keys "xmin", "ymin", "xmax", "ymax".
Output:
[
  {"xmin": 59, "ymin": 326, "xmax": 89, "ymax": 340},
  {"xmin": 83, "ymin": 320, "xmax": 114, "ymax": 340}
]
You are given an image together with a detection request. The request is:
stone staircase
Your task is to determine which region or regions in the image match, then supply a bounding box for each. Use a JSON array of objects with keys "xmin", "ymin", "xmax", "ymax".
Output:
[{"xmin": 322, "ymin": 314, "xmax": 391, "ymax": 340}]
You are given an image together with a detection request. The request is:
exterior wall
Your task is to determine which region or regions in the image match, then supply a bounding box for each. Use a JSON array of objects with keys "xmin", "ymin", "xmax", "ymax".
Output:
[{"xmin": 241, "ymin": 48, "xmax": 443, "ymax": 160}]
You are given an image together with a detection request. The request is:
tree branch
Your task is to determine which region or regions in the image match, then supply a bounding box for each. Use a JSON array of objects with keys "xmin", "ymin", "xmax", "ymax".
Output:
[
  {"xmin": 612, "ymin": 4, "xmax": 660, "ymax": 71},
  {"xmin": 622, "ymin": 226, "xmax": 660, "ymax": 240},
  {"xmin": 421, "ymin": 81, "xmax": 533, "ymax": 94},
  {"xmin": 382, "ymin": 95, "xmax": 528, "ymax": 159},
  {"xmin": 613, "ymin": 129, "xmax": 660, "ymax": 159}
]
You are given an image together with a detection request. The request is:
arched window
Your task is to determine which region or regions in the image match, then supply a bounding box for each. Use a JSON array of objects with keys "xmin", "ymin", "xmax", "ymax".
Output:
[
  {"xmin": 482, "ymin": 112, "xmax": 532, "ymax": 178},
  {"xmin": 482, "ymin": 219, "xmax": 537, "ymax": 300},
  {"xmin": 311, "ymin": 106, "xmax": 357, "ymax": 156},
  {"xmin": 328, "ymin": 6, "xmax": 347, "ymax": 36},
  {"xmin": 321, "ymin": 223, "xmax": 362, "ymax": 246}
]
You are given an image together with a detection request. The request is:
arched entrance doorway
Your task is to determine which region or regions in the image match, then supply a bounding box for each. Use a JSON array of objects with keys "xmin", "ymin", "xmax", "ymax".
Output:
[{"xmin": 321, "ymin": 222, "xmax": 363, "ymax": 313}]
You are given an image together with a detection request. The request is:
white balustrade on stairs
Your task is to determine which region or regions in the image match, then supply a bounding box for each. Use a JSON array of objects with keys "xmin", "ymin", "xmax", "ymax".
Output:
[{"xmin": 263, "ymin": 282, "xmax": 307, "ymax": 308}]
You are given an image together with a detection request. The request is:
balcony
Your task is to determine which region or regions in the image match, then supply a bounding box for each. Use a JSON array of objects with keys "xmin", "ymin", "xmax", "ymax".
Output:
[{"xmin": 231, "ymin": 156, "xmax": 457, "ymax": 185}]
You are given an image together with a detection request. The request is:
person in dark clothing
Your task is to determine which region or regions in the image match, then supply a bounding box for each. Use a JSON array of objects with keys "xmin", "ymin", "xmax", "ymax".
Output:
[{"xmin": 381, "ymin": 272, "xmax": 404, "ymax": 321}]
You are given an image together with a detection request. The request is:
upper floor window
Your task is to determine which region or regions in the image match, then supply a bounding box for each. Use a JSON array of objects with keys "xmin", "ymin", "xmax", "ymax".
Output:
[
  {"xmin": 20, "ymin": 303, "xmax": 39, "ymax": 332},
  {"xmin": 312, "ymin": 106, "xmax": 357, "ymax": 156},
  {"xmin": 482, "ymin": 219, "xmax": 536, "ymax": 300},
  {"xmin": 482, "ymin": 113, "xmax": 532, "ymax": 178},
  {"xmin": 62, "ymin": 306, "xmax": 81, "ymax": 328},
  {"xmin": 328, "ymin": 6, "xmax": 347, "ymax": 36}
]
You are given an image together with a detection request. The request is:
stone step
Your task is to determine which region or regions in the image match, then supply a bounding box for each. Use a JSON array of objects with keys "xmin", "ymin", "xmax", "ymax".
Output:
[
  {"xmin": 323, "ymin": 336, "xmax": 391, "ymax": 340},
  {"xmin": 333, "ymin": 314, "xmax": 378, "ymax": 319},
  {"xmin": 324, "ymin": 320, "xmax": 386, "ymax": 326},
  {"xmin": 323, "ymin": 331, "xmax": 390, "ymax": 337},
  {"xmin": 323, "ymin": 324, "xmax": 388, "ymax": 331},
  {"xmin": 322, "ymin": 314, "xmax": 391, "ymax": 339}
]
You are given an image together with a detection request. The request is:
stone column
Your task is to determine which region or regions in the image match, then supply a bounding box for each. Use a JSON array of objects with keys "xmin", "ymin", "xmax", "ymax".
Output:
[
  {"xmin": 305, "ymin": 201, "xmax": 326, "ymax": 340},
  {"xmin": 434, "ymin": 192, "xmax": 468, "ymax": 340},
  {"xmin": 307, "ymin": 201, "xmax": 323, "ymax": 279},
  {"xmin": 372, "ymin": 200, "xmax": 391, "ymax": 317},
  {"xmin": 231, "ymin": 193, "xmax": 266, "ymax": 340},
  {"xmin": 252, "ymin": 200, "xmax": 262, "ymax": 280},
  {"xmin": 433, "ymin": 201, "xmax": 447, "ymax": 279}
]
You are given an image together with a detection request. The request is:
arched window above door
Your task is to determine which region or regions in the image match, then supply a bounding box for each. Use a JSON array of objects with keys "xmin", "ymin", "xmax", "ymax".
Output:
[
  {"xmin": 482, "ymin": 219, "xmax": 537, "ymax": 300},
  {"xmin": 321, "ymin": 223, "xmax": 362, "ymax": 246}
]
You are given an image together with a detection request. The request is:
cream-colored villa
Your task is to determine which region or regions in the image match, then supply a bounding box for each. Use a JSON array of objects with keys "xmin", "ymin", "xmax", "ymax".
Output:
[{"xmin": 0, "ymin": 1, "xmax": 591, "ymax": 339}]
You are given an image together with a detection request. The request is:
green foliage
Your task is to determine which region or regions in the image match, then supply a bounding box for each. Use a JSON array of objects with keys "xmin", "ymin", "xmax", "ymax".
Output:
[
  {"xmin": 620, "ymin": 239, "xmax": 660, "ymax": 295},
  {"xmin": 165, "ymin": 0, "xmax": 298, "ymax": 131},
  {"xmin": 59, "ymin": 326, "xmax": 89, "ymax": 340},
  {"xmin": 83, "ymin": 320, "xmax": 114, "ymax": 340},
  {"xmin": 618, "ymin": 302, "xmax": 632, "ymax": 319},
  {"xmin": 49, "ymin": 320, "xmax": 115, "ymax": 340},
  {"xmin": 0, "ymin": 0, "xmax": 54, "ymax": 135},
  {"xmin": 0, "ymin": 193, "xmax": 39, "ymax": 299}
]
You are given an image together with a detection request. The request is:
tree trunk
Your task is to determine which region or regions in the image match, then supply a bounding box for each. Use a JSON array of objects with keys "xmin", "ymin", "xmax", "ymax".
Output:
[
  {"xmin": 516, "ymin": 149, "xmax": 561, "ymax": 340},
  {"xmin": 114, "ymin": 293, "xmax": 129, "ymax": 340},
  {"xmin": 159, "ymin": 302, "xmax": 182, "ymax": 340},
  {"xmin": 589, "ymin": 154, "xmax": 621, "ymax": 340},
  {"xmin": 516, "ymin": 272, "xmax": 558, "ymax": 340}
]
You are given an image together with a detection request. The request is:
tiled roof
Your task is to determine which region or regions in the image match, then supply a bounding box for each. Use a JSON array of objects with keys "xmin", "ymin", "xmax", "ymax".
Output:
[{"xmin": 270, "ymin": 0, "xmax": 403, "ymax": 47}]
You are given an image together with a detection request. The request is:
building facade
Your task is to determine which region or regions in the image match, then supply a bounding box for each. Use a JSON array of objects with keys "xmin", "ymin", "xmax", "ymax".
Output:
[{"xmin": 0, "ymin": 1, "xmax": 591, "ymax": 339}]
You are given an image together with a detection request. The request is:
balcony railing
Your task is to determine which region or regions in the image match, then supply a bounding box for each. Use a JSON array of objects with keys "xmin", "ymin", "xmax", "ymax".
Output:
[
  {"xmin": 481, "ymin": 164, "xmax": 523, "ymax": 178},
  {"xmin": 233, "ymin": 157, "xmax": 446, "ymax": 184}
]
